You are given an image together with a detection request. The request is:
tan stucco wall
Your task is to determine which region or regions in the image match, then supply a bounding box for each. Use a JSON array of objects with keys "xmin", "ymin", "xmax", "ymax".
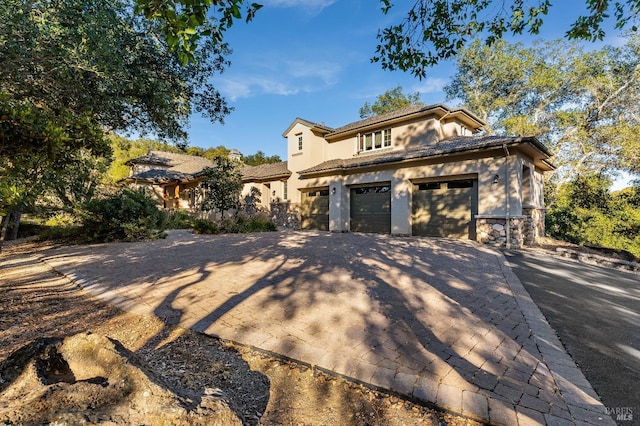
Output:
[{"xmin": 295, "ymin": 151, "xmax": 538, "ymax": 235}]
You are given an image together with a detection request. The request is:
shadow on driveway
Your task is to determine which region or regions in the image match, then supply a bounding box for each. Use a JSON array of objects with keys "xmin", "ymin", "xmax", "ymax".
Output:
[{"xmin": 505, "ymin": 250, "xmax": 640, "ymax": 420}]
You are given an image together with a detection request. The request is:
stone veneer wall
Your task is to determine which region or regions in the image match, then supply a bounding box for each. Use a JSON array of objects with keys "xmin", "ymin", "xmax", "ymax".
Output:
[
  {"xmin": 476, "ymin": 209, "xmax": 546, "ymax": 248},
  {"xmin": 270, "ymin": 201, "xmax": 301, "ymax": 229}
]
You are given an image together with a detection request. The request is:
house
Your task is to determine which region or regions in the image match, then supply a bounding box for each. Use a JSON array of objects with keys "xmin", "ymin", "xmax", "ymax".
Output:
[
  {"xmin": 243, "ymin": 103, "xmax": 554, "ymax": 248},
  {"xmin": 119, "ymin": 150, "xmax": 215, "ymax": 209},
  {"xmin": 124, "ymin": 103, "xmax": 554, "ymax": 248}
]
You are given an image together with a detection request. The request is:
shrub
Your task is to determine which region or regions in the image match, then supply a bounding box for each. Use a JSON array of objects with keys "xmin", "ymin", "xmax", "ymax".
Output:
[
  {"xmin": 38, "ymin": 213, "xmax": 83, "ymax": 241},
  {"xmin": 243, "ymin": 215, "xmax": 277, "ymax": 233},
  {"xmin": 166, "ymin": 209, "xmax": 196, "ymax": 229},
  {"xmin": 218, "ymin": 213, "xmax": 276, "ymax": 233},
  {"xmin": 192, "ymin": 218, "xmax": 219, "ymax": 234},
  {"xmin": 78, "ymin": 189, "xmax": 167, "ymax": 242}
]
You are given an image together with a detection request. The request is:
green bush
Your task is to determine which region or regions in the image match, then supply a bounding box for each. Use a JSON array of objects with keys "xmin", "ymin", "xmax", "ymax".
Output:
[
  {"xmin": 78, "ymin": 188, "xmax": 167, "ymax": 242},
  {"xmin": 242, "ymin": 215, "xmax": 277, "ymax": 233},
  {"xmin": 192, "ymin": 214, "xmax": 276, "ymax": 234},
  {"xmin": 192, "ymin": 218, "xmax": 219, "ymax": 234},
  {"xmin": 217, "ymin": 214, "xmax": 276, "ymax": 233},
  {"xmin": 38, "ymin": 213, "xmax": 83, "ymax": 241},
  {"xmin": 166, "ymin": 209, "xmax": 196, "ymax": 229}
]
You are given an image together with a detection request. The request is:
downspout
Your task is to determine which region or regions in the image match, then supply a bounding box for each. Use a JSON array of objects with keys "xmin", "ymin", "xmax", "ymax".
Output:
[{"xmin": 503, "ymin": 144, "xmax": 511, "ymax": 249}]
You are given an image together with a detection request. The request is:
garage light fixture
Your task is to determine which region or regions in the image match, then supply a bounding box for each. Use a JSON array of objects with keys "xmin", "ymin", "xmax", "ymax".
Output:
[
  {"xmin": 331, "ymin": 187, "xmax": 336, "ymax": 195},
  {"xmin": 493, "ymin": 174, "xmax": 500, "ymax": 184}
]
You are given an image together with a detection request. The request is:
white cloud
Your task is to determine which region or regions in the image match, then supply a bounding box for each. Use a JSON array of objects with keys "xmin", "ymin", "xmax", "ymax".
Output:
[
  {"xmin": 411, "ymin": 77, "xmax": 449, "ymax": 95},
  {"xmin": 261, "ymin": 0, "xmax": 338, "ymax": 10},
  {"xmin": 215, "ymin": 58, "xmax": 342, "ymax": 101}
]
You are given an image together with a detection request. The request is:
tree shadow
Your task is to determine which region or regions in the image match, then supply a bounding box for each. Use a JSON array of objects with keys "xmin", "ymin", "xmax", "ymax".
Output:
[{"xmin": 40, "ymin": 230, "xmax": 581, "ymax": 424}]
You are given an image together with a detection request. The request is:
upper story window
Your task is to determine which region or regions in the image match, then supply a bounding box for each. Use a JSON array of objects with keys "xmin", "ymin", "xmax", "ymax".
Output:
[
  {"xmin": 297, "ymin": 135, "xmax": 303, "ymax": 151},
  {"xmin": 357, "ymin": 129, "xmax": 391, "ymax": 152}
]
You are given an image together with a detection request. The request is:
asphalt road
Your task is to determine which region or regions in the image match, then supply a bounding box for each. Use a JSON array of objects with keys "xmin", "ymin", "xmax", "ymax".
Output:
[{"xmin": 504, "ymin": 250, "xmax": 640, "ymax": 425}]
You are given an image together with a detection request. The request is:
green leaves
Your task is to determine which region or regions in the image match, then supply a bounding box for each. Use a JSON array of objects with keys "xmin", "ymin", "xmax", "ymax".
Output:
[
  {"xmin": 374, "ymin": 0, "xmax": 638, "ymax": 78},
  {"xmin": 132, "ymin": 0, "xmax": 262, "ymax": 64},
  {"xmin": 199, "ymin": 156, "xmax": 243, "ymax": 215},
  {"xmin": 547, "ymin": 175, "xmax": 640, "ymax": 258},
  {"xmin": 359, "ymin": 85, "xmax": 423, "ymax": 118},
  {"xmin": 445, "ymin": 35, "xmax": 640, "ymax": 183}
]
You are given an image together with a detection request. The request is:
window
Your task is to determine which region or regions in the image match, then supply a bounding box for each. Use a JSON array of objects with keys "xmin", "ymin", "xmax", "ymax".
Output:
[
  {"xmin": 358, "ymin": 129, "xmax": 392, "ymax": 152},
  {"xmin": 283, "ymin": 180, "xmax": 288, "ymax": 200},
  {"xmin": 418, "ymin": 182, "xmax": 442, "ymax": 191},
  {"xmin": 383, "ymin": 129, "xmax": 391, "ymax": 147},
  {"xmin": 298, "ymin": 135, "xmax": 303, "ymax": 151},
  {"xmin": 354, "ymin": 185, "xmax": 390, "ymax": 194},
  {"xmin": 448, "ymin": 180, "xmax": 474, "ymax": 189}
]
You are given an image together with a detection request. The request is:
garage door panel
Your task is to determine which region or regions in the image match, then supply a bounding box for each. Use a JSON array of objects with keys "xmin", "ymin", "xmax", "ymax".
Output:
[
  {"xmin": 301, "ymin": 189, "xmax": 329, "ymax": 231},
  {"xmin": 412, "ymin": 180, "xmax": 477, "ymax": 239},
  {"xmin": 350, "ymin": 185, "xmax": 391, "ymax": 234}
]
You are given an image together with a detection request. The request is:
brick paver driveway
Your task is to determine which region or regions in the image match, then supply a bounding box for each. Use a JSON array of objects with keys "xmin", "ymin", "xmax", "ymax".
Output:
[{"xmin": 44, "ymin": 230, "xmax": 613, "ymax": 425}]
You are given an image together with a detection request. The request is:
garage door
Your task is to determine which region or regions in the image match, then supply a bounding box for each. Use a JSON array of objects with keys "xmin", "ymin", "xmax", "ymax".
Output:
[
  {"xmin": 412, "ymin": 179, "xmax": 477, "ymax": 239},
  {"xmin": 301, "ymin": 188, "xmax": 330, "ymax": 230},
  {"xmin": 350, "ymin": 184, "xmax": 391, "ymax": 233}
]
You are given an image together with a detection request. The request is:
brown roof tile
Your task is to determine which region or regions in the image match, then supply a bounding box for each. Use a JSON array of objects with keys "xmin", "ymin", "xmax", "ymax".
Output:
[
  {"xmin": 298, "ymin": 135, "xmax": 550, "ymax": 177},
  {"xmin": 242, "ymin": 161, "xmax": 291, "ymax": 182}
]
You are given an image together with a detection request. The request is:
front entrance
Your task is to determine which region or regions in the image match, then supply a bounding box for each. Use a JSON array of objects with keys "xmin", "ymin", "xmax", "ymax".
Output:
[{"xmin": 350, "ymin": 184, "xmax": 391, "ymax": 234}]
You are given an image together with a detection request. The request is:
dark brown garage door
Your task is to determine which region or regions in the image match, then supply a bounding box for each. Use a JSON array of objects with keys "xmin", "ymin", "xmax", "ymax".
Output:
[
  {"xmin": 412, "ymin": 179, "xmax": 477, "ymax": 239},
  {"xmin": 350, "ymin": 184, "xmax": 391, "ymax": 233},
  {"xmin": 301, "ymin": 188, "xmax": 330, "ymax": 230}
]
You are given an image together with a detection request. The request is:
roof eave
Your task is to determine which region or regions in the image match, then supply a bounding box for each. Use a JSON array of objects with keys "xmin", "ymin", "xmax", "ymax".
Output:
[{"xmin": 324, "ymin": 104, "xmax": 485, "ymax": 141}]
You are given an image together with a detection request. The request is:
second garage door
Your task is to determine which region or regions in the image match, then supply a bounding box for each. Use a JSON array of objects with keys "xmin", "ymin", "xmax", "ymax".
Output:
[
  {"xmin": 412, "ymin": 179, "xmax": 477, "ymax": 239},
  {"xmin": 350, "ymin": 184, "xmax": 391, "ymax": 233}
]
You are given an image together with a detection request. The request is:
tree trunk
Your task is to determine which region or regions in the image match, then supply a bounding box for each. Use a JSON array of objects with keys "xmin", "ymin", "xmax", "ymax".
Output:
[
  {"xmin": 5, "ymin": 206, "xmax": 23, "ymax": 241},
  {"xmin": 0, "ymin": 215, "xmax": 9, "ymax": 252}
]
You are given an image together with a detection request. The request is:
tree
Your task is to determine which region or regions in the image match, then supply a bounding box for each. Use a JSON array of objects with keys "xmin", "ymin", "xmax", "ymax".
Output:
[
  {"xmin": 242, "ymin": 150, "xmax": 282, "ymax": 166},
  {"xmin": 547, "ymin": 175, "xmax": 640, "ymax": 257},
  {"xmin": 134, "ymin": 0, "xmax": 262, "ymax": 65},
  {"xmin": 199, "ymin": 156, "xmax": 243, "ymax": 216},
  {"xmin": 0, "ymin": 0, "xmax": 233, "ymax": 243},
  {"xmin": 444, "ymin": 36, "xmax": 640, "ymax": 191},
  {"xmin": 359, "ymin": 86, "xmax": 423, "ymax": 118},
  {"xmin": 374, "ymin": 0, "xmax": 640, "ymax": 78}
]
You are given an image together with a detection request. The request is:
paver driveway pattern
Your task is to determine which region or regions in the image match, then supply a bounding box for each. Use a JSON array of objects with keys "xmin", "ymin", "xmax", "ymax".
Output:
[
  {"xmin": 505, "ymin": 250, "xmax": 640, "ymax": 423},
  {"xmin": 43, "ymin": 231, "xmax": 614, "ymax": 425}
]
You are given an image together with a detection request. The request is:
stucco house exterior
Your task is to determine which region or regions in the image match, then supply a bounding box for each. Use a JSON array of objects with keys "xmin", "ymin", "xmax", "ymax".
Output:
[
  {"xmin": 120, "ymin": 150, "xmax": 214, "ymax": 209},
  {"xmin": 123, "ymin": 103, "xmax": 554, "ymax": 248},
  {"xmin": 243, "ymin": 103, "xmax": 554, "ymax": 248}
]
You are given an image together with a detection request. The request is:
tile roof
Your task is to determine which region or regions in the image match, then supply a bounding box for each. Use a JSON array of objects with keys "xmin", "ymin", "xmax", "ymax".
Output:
[
  {"xmin": 324, "ymin": 104, "xmax": 485, "ymax": 138},
  {"xmin": 242, "ymin": 161, "xmax": 291, "ymax": 182},
  {"xmin": 126, "ymin": 150, "xmax": 215, "ymax": 175},
  {"xmin": 298, "ymin": 135, "xmax": 550, "ymax": 177}
]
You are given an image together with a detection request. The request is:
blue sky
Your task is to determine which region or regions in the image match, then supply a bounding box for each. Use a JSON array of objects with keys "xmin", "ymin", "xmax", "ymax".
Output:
[{"xmin": 187, "ymin": 1, "xmax": 627, "ymax": 164}]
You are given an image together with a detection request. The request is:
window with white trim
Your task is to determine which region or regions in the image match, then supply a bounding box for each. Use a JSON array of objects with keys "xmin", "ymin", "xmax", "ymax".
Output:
[
  {"xmin": 357, "ymin": 129, "xmax": 391, "ymax": 152},
  {"xmin": 298, "ymin": 135, "xmax": 303, "ymax": 151}
]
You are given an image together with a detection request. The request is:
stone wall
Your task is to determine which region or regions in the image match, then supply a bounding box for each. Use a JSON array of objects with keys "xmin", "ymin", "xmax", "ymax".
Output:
[
  {"xmin": 476, "ymin": 210, "xmax": 545, "ymax": 249},
  {"xmin": 269, "ymin": 201, "xmax": 301, "ymax": 230}
]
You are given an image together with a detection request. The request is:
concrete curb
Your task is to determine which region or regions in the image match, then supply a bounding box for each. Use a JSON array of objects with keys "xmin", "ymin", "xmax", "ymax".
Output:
[{"xmin": 552, "ymin": 248, "xmax": 640, "ymax": 272}]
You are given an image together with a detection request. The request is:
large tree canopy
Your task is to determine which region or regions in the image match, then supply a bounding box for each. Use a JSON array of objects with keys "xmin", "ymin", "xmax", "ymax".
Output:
[
  {"xmin": 1, "ymin": 0, "xmax": 232, "ymax": 151},
  {"xmin": 374, "ymin": 0, "xmax": 640, "ymax": 78},
  {"xmin": 359, "ymin": 86, "xmax": 422, "ymax": 118},
  {"xmin": 445, "ymin": 35, "xmax": 640, "ymax": 187},
  {"xmin": 134, "ymin": 0, "xmax": 262, "ymax": 64},
  {"xmin": 0, "ymin": 0, "xmax": 234, "ymax": 244}
]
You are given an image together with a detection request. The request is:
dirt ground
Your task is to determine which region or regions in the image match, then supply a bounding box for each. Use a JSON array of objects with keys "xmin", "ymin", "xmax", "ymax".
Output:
[{"xmin": 0, "ymin": 239, "xmax": 482, "ymax": 426}]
